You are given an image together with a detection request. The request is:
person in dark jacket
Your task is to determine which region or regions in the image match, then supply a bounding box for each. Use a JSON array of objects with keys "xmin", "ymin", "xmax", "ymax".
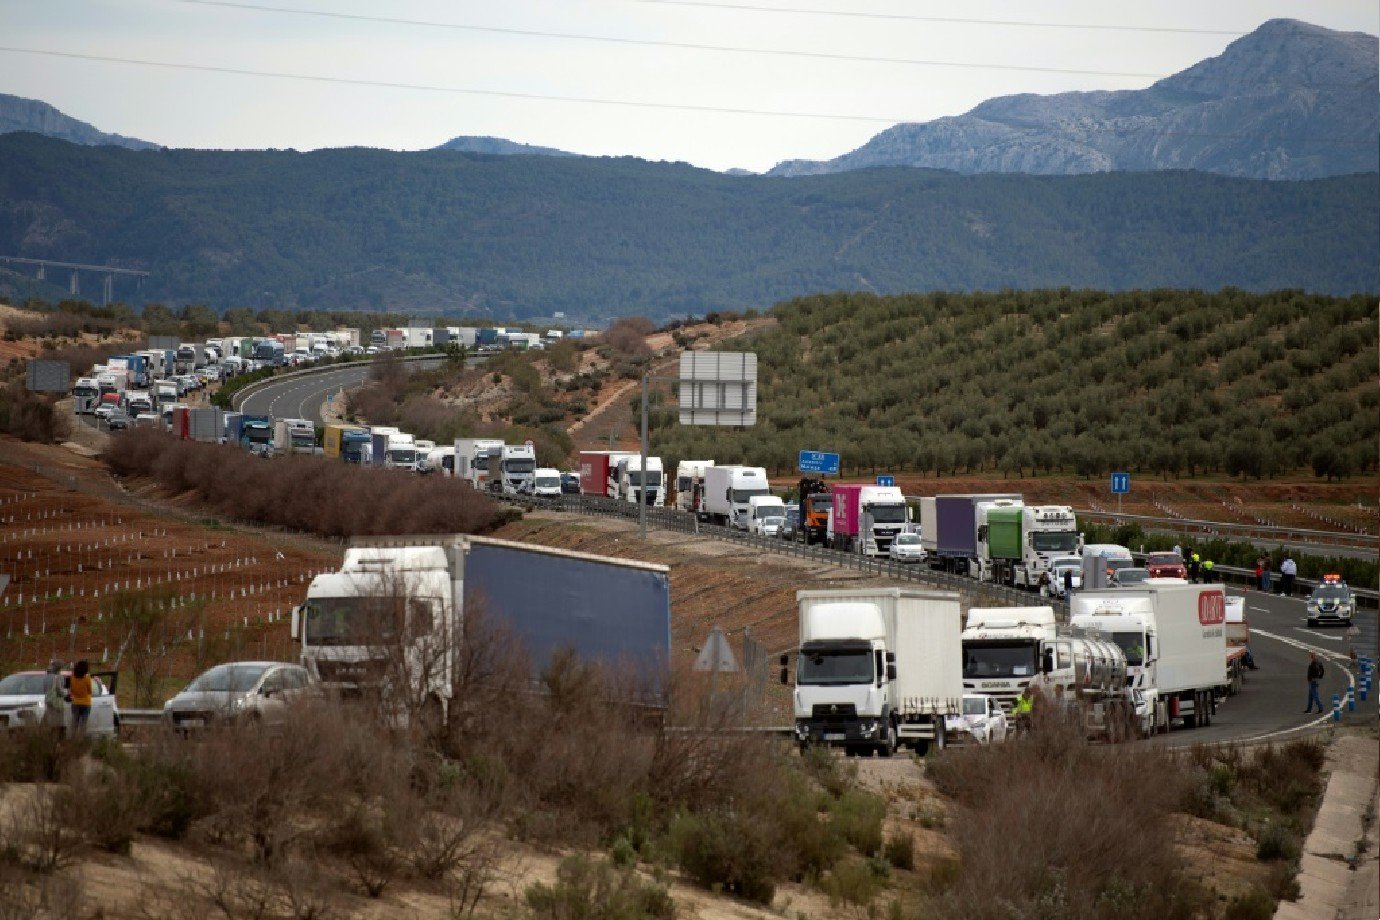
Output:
[{"xmin": 1304, "ymin": 654, "xmax": 1325, "ymax": 714}]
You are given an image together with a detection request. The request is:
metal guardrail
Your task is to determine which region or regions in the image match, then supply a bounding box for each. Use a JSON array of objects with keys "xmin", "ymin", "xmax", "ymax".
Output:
[
  {"xmin": 1072, "ymin": 508, "xmax": 1375, "ymax": 551},
  {"xmin": 118, "ymin": 708, "xmax": 163, "ymax": 726},
  {"xmin": 504, "ymin": 493, "xmax": 1067, "ymax": 620}
]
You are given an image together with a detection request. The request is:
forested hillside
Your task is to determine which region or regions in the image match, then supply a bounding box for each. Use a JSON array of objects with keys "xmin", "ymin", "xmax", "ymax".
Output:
[
  {"xmin": 651, "ymin": 290, "xmax": 1377, "ymax": 480},
  {"xmin": 0, "ymin": 134, "xmax": 1374, "ymax": 322}
]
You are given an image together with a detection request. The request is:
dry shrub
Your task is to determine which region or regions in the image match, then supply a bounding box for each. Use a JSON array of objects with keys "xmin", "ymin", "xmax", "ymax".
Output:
[
  {"xmin": 925, "ymin": 710, "xmax": 1203, "ymax": 920},
  {"xmin": 525, "ymin": 854, "xmax": 675, "ymax": 920},
  {"xmin": 4, "ymin": 785, "xmax": 86, "ymax": 873},
  {"xmin": 0, "ymin": 382, "xmax": 69, "ymax": 443},
  {"xmin": 605, "ymin": 317, "xmax": 654, "ymax": 358},
  {"xmin": 103, "ymin": 430, "xmax": 504, "ymax": 538},
  {"xmin": 0, "ymin": 860, "xmax": 83, "ymax": 920}
]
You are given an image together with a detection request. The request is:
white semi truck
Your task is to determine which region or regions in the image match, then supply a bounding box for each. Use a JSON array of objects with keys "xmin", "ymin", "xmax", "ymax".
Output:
[
  {"xmin": 73, "ymin": 377, "xmax": 101, "ymax": 414},
  {"xmin": 273, "ymin": 418, "xmax": 317, "ymax": 454},
  {"xmin": 985, "ymin": 505, "xmax": 1082, "ymax": 589},
  {"xmin": 1070, "ymin": 583, "xmax": 1227, "ymax": 734},
  {"xmin": 786, "ymin": 588, "xmax": 963, "ymax": 756},
  {"xmin": 499, "ymin": 443, "xmax": 537, "ymax": 495},
  {"xmin": 674, "ymin": 460, "xmax": 714, "ymax": 514},
  {"xmin": 615, "ymin": 455, "xmax": 664, "ymax": 505},
  {"xmin": 703, "ymin": 465, "xmax": 771, "ymax": 529},
  {"xmin": 453, "ymin": 438, "xmax": 505, "ymax": 488},
  {"xmin": 292, "ymin": 534, "xmax": 672, "ymax": 724}
]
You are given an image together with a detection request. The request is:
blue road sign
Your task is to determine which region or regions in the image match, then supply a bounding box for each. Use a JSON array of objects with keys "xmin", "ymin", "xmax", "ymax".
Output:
[
  {"xmin": 1110, "ymin": 472, "xmax": 1130, "ymax": 494},
  {"xmin": 799, "ymin": 450, "xmax": 840, "ymax": 475},
  {"xmin": 876, "ymin": 475, "xmax": 895, "ymax": 487}
]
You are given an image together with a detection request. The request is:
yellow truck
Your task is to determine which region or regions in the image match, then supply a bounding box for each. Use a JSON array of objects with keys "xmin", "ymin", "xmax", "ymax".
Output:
[{"xmin": 323, "ymin": 423, "xmax": 371, "ymax": 463}]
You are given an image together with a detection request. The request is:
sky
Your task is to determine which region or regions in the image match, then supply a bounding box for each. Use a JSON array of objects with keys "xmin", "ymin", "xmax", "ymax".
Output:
[{"xmin": 1, "ymin": 0, "xmax": 1376, "ymax": 172}]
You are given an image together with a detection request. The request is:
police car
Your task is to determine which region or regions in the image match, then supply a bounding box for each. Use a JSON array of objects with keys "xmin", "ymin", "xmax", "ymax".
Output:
[{"xmin": 1306, "ymin": 574, "xmax": 1354, "ymax": 628}]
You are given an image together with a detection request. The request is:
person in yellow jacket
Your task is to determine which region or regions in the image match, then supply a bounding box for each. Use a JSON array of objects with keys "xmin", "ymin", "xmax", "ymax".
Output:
[
  {"xmin": 1202, "ymin": 560, "xmax": 1216, "ymax": 584},
  {"xmin": 67, "ymin": 659, "xmax": 93, "ymax": 737}
]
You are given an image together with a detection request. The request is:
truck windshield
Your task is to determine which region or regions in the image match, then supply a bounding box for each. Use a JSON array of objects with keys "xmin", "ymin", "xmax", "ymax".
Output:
[
  {"xmin": 731, "ymin": 487, "xmax": 770, "ymax": 503},
  {"xmin": 869, "ymin": 504, "xmax": 908, "ymax": 524},
  {"xmin": 808, "ymin": 494, "xmax": 832, "ymax": 512},
  {"xmin": 388, "ymin": 450, "xmax": 417, "ymax": 464},
  {"xmin": 535, "ymin": 476, "xmax": 560, "ymax": 489},
  {"xmin": 505, "ymin": 459, "xmax": 536, "ymax": 473},
  {"xmin": 74, "ymin": 385, "xmax": 98, "ymax": 397},
  {"xmin": 304, "ymin": 597, "xmax": 400, "ymax": 645},
  {"xmin": 1033, "ymin": 532, "xmax": 1080, "ymax": 552},
  {"xmin": 292, "ymin": 435, "xmax": 315, "ymax": 448},
  {"xmin": 963, "ymin": 643, "xmax": 1039, "ymax": 679},
  {"xmin": 627, "ymin": 471, "xmax": 663, "ymax": 486},
  {"xmin": 1109, "ymin": 632, "xmax": 1146, "ymax": 666},
  {"xmin": 797, "ymin": 648, "xmax": 874, "ymax": 685},
  {"xmin": 246, "ymin": 427, "xmax": 271, "ymax": 443}
]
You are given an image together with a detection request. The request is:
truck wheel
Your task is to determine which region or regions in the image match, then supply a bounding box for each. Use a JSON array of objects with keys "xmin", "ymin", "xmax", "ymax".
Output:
[{"xmin": 877, "ymin": 722, "xmax": 897, "ymax": 758}]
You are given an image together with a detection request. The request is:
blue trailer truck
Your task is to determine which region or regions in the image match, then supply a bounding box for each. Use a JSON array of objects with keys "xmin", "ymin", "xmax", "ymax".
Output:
[
  {"xmin": 238, "ymin": 413, "xmax": 273, "ymax": 454},
  {"xmin": 292, "ymin": 535, "xmax": 673, "ymax": 720}
]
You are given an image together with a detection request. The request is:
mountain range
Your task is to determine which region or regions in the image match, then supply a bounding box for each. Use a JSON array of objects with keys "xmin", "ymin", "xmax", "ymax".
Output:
[
  {"xmin": 1, "ymin": 19, "xmax": 1374, "ymax": 182},
  {"xmin": 0, "ymin": 93, "xmax": 157, "ymax": 151},
  {"xmin": 769, "ymin": 19, "xmax": 1378, "ymax": 180},
  {"xmin": 0, "ymin": 133, "xmax": 1372, "ymax": 321}
]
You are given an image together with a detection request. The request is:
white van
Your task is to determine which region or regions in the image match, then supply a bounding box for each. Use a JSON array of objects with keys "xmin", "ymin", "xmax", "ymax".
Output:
[{"xmin": 533, "ymin": 467, "xmax": 563, "ymax": 497}]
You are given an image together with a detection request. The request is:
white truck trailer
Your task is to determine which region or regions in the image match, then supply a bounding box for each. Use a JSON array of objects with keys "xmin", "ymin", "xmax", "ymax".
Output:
[
  {"xmin": 1070, "ymin": 584, "xmax": 1227, "ymax": 734},
  {"xmin": 292, "ymin": 534, "xmax": 672, "ymax": 724},
  {"xmin": 787, "ymin": 588, "xmax": 963, "ymax": 756},
  {"xmin": 703, "ymin": 465, "xmax": 770, "ymax": 529}
]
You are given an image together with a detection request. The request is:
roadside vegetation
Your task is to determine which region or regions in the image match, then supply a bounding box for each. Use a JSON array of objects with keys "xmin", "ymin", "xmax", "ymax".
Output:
[
  {"xmin": 654, "ymin": 289, "xmax": 1377, "ymax": 482},
  {"xmin": 102, "ymin": 429, "xmax": 506, "ymax": 538}
]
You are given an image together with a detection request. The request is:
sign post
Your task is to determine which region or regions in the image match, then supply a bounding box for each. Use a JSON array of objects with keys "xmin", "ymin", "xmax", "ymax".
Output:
[
  {"xmin": 876, "ymin": 475, "xmax": 895, "ymax": 487},
  {"xmin": 1110, "ymin": 471, "xmax": 1130, "ymax": 515}
]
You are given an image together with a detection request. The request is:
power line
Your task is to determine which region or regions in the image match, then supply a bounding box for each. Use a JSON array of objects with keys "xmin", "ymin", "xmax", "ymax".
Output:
[
  {"xmin": 2, "ymin": 45, "xmax": 1371, "ymax": 147},
  {"xmin": 174, "ymin": 0, "xmax": 1165, "ymax": 79},
  {"xmin": 0, "ymin": 46, "xmax": 905, "ymax": 123},
  {"xmin": 628, "ymin": 0, "xmax": 1251, "ymax": 36}
]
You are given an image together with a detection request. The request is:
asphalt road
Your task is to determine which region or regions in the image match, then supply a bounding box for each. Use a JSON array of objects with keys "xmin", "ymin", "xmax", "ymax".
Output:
[
  {"xmin": 1151, "ymin": 582, "xmax": 1370, "ymax": 747},
  {"xmin": 238, "ymin": 359, "xmax": 445, "ymax": 423}
]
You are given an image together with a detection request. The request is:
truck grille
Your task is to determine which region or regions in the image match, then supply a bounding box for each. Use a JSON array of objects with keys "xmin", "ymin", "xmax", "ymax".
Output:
[
  {"xmin": 316, "ymin": 658, "xmax": 388, "ymax": 684},
  {"xmin": 811, "ymin": 703, "xmax": 857, "ymax": 721}
]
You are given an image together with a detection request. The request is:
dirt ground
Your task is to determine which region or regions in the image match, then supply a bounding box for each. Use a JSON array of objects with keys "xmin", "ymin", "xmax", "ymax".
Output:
[{"xmin": 0, "ymin": 438, "xmax": 337, "ymax": 691}]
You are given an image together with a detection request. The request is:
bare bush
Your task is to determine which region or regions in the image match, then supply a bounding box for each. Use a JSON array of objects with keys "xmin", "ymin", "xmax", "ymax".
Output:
[
  {"xmin": 925, "ymin": 713, "xmax": 1203, "ymax": 920},
  {"xmin": 605, "ymin": 317, "xmax": 654, "ymax": 358},
  {"xmin": 0, "ymin": 860, "xmax": 83, "ymax": 920},
  {"xmin": 0, "ymin": 382, "xmax": 70, "ymax": 443},
  {"xmin": 108, "ymin": 589, "xmax": 202, "ymax": 707},
  {"xmin": 102, "ymin": 430, "xmax": 505, "ymax": 538},
  {"xmin": 6, "ymin": 785, "xmax": 85, "ymax": 873}
]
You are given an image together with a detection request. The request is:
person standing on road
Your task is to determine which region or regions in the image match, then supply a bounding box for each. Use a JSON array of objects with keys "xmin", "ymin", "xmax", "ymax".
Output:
[
  {"xmin": 1202, "ymin": 560, "xmax": 1215, "ymax": 583},
  {"xmin": 1304, "ymin": 653, "xmax": 1325, "ymax": 714},
  {"xmin": 1063, "ymin": 567, "xmax": 1074, "ymax": 597},
  {"xmin": 1188, "ymin": 553, "xmax": 1201, "ymax": 583},
  {"xmin": 1279, "ymin": 555, "xmax": 1298, "ymax": 597},
  {"xmin": 1253, "ymin": 557, "xmax": 1264, "ymax": 591},
  {"xmin": 1261, "ymin": 556, "xmax": 1272, "ymax": 594},
  {"xmin": 67, "ymin": 660, "xmax": 93, "ymax": 737},
  {"xmin": 42, "ymin": 659, "xmax": 66, "ymax": 733}
]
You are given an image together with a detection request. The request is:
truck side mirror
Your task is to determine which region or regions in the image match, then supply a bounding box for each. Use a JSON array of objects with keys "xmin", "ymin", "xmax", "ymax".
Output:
[
  {"xmin": 779, "ymin": 667, "xmax": 788, "ymax": 685},
  {"xmin": 778, "ymin": 652, "xmax": 789, "ymax": 667},
  {"xmin": 1042, "ymin": 649, "xmax": 1054, "ymax": 674},
  {"xmin": 887, "ymin": 664, "xmax": 897, "ymax": 681},
  {"xmin": 977, "ymin": 524, "xmax": 988, "ymax": 541},
  {"xmin": 290, "ymin": 605, "xmax": 301, "ymax": 640},
  {"xmin": 885, "ymin": 651, "xmax": 896, "ymax": 664}
]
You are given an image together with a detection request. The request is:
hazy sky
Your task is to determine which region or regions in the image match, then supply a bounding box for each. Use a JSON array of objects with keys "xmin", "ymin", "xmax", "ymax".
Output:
[{"xmin": 2, "ymin": 0, "xmax": 1376, "ymax": 171}]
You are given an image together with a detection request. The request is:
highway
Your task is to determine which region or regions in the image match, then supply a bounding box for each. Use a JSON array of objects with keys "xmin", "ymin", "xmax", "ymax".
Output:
[
  {"xmin": 1148, "ymin": 584, "xmax": 1369, "ymax": 747},
  {"xmin": 237, "ymin": 359, "xmax": 445, "ymax": 423}
]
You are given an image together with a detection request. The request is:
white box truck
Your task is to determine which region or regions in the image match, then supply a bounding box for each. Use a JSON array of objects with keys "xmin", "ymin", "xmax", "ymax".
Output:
[
  {"xmin": 273, "ymin": 418, "xmax": 317, "ymax": 454},
  {"xmin": 787, "ymin": 588, "xmax": 963, "ymax": 755},
  {"xmin": 747, "ymin": 495, "xmax": 787, "ymax": 536},
  {"xmin": 1070, "ymin": 584, "xmax": 1227, "ymax": 733},
  {"xmin": 499, "ymin": 443, "xmax": 537, "ymax": 495},
  {"xmin": 703, "ymin": 465, "xmax": 770, "ymax": 529}
]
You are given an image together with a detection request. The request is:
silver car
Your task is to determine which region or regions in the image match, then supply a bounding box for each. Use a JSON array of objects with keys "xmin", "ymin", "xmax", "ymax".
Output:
[
  {"xmin": 888, "ymin": 532, "xmax": 927, "ymax": 564},
  {"xmin": 163, "ymin": 661, "xmax": 314, "ymax": 731},
  {"xmin": 0, "ymin": 669, "xmax": 121, "ymax": 738}
]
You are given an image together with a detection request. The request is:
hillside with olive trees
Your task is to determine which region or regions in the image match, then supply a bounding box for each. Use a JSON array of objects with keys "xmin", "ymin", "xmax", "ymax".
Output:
[{"xmin": 649, "ymin": 289, "xmax": 1377, "ymax": 481}]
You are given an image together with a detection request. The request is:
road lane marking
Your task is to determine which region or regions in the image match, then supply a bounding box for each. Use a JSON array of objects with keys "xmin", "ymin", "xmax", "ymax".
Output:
[
  {"xmin": 1294, "ymin": 627, "xmax": 1341, "ymax": 642},
  {"xmin": 1249, "ymin": 606, "xmax": 1270, "ymax": 613}
]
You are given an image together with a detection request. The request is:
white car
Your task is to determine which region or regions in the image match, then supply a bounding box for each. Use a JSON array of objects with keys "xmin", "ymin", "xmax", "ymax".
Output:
[
  {"xmin": 0, "ymin": 668, "xmax": 121, "ymax": 738},
  {"xmin": 93, "ymin": 402, "xmax": 120, "ymax": 421},
  {"xmin": 1047, "ymin": 556, "xmax": 1083, "ymax": 598},
  {"xmin": 888, "ymin": 532, "xmax": 927, "ymax": 564},
  {"xmin": 163, "ymin": 661, "xmax": 315, "ymax": 731},
  {"xmin": 944, "ymin": 694, "xmax": 1008, "ymax": 745},
  {"xmin": 750, "ymin": 513, "xmax": 785, "ymax": 537}
]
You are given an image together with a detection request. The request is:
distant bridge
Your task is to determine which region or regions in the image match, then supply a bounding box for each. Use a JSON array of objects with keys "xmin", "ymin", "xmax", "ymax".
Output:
[{"xmin": 0, "ymin": 256, "xmax": 150, "ymax": 305}]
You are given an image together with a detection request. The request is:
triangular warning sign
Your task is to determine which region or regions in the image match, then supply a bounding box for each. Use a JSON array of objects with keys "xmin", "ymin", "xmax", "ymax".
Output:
[{"xmin": 694, "ymin": 626, "xmax": 738, "ymax": 672}]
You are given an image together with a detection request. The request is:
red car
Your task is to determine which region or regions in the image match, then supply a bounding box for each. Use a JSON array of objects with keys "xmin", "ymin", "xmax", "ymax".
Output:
[{"xmin": 1145, "ymin": 552, "xmax": 1188, "ymax": 579}]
